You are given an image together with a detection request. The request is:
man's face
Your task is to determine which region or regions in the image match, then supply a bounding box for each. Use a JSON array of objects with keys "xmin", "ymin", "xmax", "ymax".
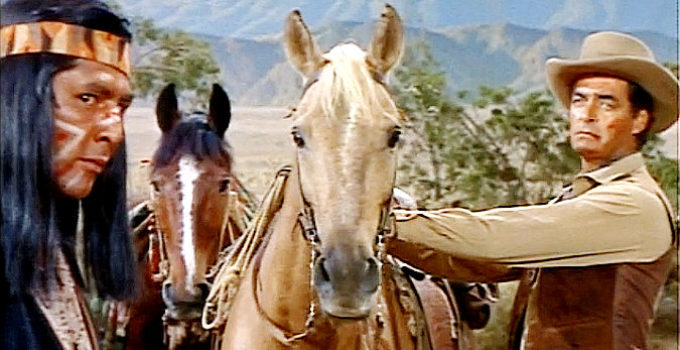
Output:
[
  {"xmin": 568, "ymin": 76, "xmax": 649, "ymax": 170},
  {"xmin": 52, "ymin": 59, "xmax": 132, "ymax": 199}
]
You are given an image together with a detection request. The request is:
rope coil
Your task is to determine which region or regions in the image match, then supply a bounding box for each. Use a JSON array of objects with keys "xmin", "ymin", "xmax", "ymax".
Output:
[{"xmin": 202, "ymin": 166, "xmax": 292, "ymax": 331}]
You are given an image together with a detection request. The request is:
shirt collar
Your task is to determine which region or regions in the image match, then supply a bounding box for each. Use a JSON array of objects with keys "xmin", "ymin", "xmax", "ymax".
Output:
[{"xmin": 577, "ymin": 152, "xmax": 645, "ymax": 185}]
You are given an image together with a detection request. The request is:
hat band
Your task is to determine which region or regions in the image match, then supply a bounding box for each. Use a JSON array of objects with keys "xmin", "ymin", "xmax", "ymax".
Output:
[{"xmin": 1, "ymin": 21, "xmax": 131, "ymax": 76}]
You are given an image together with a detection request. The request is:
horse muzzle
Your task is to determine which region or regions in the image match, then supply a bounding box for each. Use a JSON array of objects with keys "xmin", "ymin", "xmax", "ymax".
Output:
[
  {"xmin": 162, "ymin": 281, "xmax": 210, "ymax": 321},
  {"xmin": 312, "ymin": 247, "xmax": 380, "ymax": 319}
]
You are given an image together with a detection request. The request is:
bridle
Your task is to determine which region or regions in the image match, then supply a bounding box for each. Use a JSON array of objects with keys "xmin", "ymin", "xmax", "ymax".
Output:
[
  {"xmin": 147, "ymin": 174, "xmax": 237, "ymax": 284},
  {"xmin": 249, "ymin": 72, "xmax": 397, "ymax": 345},
  {"xmin": 249, "ymin": 166, "xmax": 396, "ymax": 346},
  {"xmin": 295, "ymin": 66, "xmax": 395, "ymax": 270},
  {"xmin": 146, "ymin": 174, "xmax": 238, "ymax": 347},
  {"xmin": 296, "ymin": 174, "xmax": 395, "ymax": 263}
]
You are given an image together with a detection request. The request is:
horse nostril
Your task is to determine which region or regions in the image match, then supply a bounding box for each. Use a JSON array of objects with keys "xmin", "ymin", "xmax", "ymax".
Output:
[
  {"xmin": 365, "ymin": 257, "xmax": 378, "ymax": 274},
  {"xmin": 197, "ymin": 283, "xmax": 210, "ymax": 300},
  {"xmin": 162, "ymin": 281, "xmax": 174, "ymax": 304},
  {"xmin": 362, "ymin": 257, "xmax": 380, "ymax": 293},
  {"xmin": 316, "ymin": 257, "xmax": 331, "ymax": 283}
]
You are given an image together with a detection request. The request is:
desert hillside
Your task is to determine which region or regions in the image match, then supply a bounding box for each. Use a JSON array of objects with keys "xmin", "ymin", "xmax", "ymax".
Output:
[{"xmin": 199, "ymin": 24, "xmax": 677, "ymax": 106}]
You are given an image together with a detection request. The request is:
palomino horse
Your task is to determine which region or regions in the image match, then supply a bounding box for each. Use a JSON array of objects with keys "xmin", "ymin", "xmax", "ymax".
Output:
[
  {"xmin": 210, "ymin": 5, "xmax": 430, "ymax": 349},
  {"xmin": 124, "ymin": 84, "xmax": 252, "ymax": 350}
]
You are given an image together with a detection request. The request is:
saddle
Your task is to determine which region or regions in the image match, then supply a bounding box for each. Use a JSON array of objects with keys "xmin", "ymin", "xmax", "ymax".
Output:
[{"xmin": 397, "ymin": 262, "xmax": 496, "ymax": 350}]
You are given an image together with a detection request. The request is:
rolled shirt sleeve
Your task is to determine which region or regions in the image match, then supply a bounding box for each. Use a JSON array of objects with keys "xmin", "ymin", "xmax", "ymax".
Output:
[{"xmin": 393, "ymin": 180, "xmax": 672, "ymax": 269}]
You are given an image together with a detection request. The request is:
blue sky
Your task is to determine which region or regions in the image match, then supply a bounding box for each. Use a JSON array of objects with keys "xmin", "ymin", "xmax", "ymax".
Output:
[
  {"xmin": 115, "ymin": 0, "xmax": 678, "ymax": 39},
  {"xmin": 417, "ymin": 0, "xmax": 677, "ymax": 37}
]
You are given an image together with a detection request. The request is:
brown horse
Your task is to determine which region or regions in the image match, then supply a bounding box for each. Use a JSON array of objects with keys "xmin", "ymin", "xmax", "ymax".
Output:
[
  {"xmin": 211, "ymin": 5, "xmax": 429, "ymax": 349},
  {"xmin": 124, "ymin": 84, "xmax": 251, "ymax": 350}
]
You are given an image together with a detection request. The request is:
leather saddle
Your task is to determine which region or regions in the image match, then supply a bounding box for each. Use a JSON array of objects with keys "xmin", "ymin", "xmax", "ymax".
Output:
[{"xmin": 398, "ymin": 262, "xmax": 496, "ymax": 350}]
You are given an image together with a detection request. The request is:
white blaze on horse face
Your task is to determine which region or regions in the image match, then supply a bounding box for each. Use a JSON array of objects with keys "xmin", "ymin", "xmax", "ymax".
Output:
[
  {"xmin": 337, "ymin": 103, "xmax": 364, "ymax": 221},
  {"xmin": 295, "ymin": 43, "xmax": 402, "ymax": 242},
  {"xmin": 178, "ymin": 155, "xmax": 200, "ymax": 292}
]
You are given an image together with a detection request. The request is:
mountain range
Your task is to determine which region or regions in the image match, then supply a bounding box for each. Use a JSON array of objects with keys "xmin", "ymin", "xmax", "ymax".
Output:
[
  {"xmin": 116, "ymin": 0, "xmax": 678, "ymax": 39},
  {"xmin": 191, "ymin": 22, "xmax": 676, "ymax": 106}
]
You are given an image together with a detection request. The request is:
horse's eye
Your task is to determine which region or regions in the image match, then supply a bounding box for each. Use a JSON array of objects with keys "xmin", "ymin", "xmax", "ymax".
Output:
[
  {"xmin": 219, "ymin": 179, "xmax": 230, "ymax": 193},
  {"xmin": 151, "ymin": 181, "xmax": 160, "ymax": 193},
  {"xmin": 292, "ymin": 130, "xmax": 305, "ymax": 148},
  {"xmin": 388, "ymin": 129, "xmax": 401, "ymax": 148}
]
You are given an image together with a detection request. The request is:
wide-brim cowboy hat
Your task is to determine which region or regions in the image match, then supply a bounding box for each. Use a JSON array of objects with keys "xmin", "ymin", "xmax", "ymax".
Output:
[{"xmin": 546, "ymin": 31, "xmax": 679, "ymax": 133}]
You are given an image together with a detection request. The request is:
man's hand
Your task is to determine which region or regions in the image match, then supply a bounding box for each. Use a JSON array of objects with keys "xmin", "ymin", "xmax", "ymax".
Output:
[{"xmin": 392, "ymin": 188, "xmax": 417, "ymax": 210}]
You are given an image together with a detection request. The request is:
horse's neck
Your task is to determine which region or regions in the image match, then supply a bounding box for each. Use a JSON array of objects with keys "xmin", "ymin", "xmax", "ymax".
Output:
[{"xmin": 256, "ymin": 171, "xmax": 315, "ymax": 331}]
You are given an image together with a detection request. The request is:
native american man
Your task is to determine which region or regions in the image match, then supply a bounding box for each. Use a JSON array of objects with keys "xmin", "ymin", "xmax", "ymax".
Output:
[{"xmin": 1, "ymin": 1, "xmax": 137, "ymax": 349}]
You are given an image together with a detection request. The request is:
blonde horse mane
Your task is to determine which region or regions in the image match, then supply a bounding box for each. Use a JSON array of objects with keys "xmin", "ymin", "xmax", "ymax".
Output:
[{"xmin": 304, "ymin": 43, "xmax": 403, "ymax": 125}]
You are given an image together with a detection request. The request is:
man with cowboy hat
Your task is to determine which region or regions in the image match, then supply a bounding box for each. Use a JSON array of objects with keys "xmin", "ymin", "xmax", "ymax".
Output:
[
  {"xmin": 1, "ymin": 0, "xmax": 137, "ymax": 349},
  {"xmin": 387, "ymin": 31, "xmax": 678, "ymax": 349}
]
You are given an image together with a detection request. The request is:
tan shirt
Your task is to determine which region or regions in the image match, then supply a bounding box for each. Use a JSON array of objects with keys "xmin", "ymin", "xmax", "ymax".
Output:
[{"xmin": 393, "ymin": 153, "xmax": 673, "ymax": 269}]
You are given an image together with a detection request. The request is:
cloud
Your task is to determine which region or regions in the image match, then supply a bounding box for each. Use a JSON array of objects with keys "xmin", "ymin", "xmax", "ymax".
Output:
[{"xmin": 545, "ymin": 0, "xmax": 598, "ymax": 28}]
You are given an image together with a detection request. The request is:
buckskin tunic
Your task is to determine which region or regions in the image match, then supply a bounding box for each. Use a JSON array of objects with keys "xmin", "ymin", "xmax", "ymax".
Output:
[
  {"xmin": 388, "ymin": 153, "xmax": 675, "ymax": 349},
  {"xmin": 1, "ymin": 247, "xmax": 99, "ymax": 350}
]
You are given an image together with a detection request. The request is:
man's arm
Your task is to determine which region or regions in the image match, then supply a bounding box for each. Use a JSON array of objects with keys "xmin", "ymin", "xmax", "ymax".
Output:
[
  {"xmin": 389, "ymin": 181, "xmax": 672, "ymax": 275},
  {"xmin": 388, "ymin": 237, "xmax": 522, "ymax": 282}
]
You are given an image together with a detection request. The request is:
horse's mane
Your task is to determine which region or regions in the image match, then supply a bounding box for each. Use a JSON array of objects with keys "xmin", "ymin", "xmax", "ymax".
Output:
[
  {"xmin": 152, "ymin": 114, "xmax": 232, "ymax": 169},
  {"xmin": 311, "ymin": 43, "xmax": 401, "ymax": 124}
]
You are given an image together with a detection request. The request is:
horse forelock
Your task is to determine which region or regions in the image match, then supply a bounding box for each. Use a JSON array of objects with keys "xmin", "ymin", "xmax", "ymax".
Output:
[
  {"xmin": 152, "ymin": 115, "xmax": 232, "ymax": 171},
  {"xmin": 300, "ymin": 43, "xmax": 400, "ymax": 126}
]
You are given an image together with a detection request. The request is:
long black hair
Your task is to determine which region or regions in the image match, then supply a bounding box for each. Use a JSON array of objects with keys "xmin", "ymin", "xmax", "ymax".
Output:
[{"xmin": 1, "ymin": 0, "xmax": 137, "ymax": 299}]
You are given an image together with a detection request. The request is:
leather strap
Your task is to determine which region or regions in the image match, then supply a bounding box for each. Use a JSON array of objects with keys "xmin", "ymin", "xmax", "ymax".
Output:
[
  {"xmin": 507, "ymin": 269, "xmax": 535, "ymax": 349},
  {"xmin": 409, "ymin": 276, "xmax": 458, "ymax": 349}
]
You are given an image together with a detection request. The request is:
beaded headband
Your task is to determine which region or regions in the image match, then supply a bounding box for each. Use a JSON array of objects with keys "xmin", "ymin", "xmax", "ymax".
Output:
[{"xmin": 1, "ymin": 21, "xmax": 131, "ymax": 76}]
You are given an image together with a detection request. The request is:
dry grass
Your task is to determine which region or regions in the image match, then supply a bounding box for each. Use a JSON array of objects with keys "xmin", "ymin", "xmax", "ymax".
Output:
[{"xmin": 124, "ymin": 106, "xmax": 294, "ymax": 205}]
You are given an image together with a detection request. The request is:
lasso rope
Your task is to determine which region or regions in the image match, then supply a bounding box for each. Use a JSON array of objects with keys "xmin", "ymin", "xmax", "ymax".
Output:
[
  {"xmin": 202, "ymin": 166, "xmax": 292, "ymax": 331},
  {"xmin": 206, "ymin": 178, "xmax": 256, "ymax": 281}
]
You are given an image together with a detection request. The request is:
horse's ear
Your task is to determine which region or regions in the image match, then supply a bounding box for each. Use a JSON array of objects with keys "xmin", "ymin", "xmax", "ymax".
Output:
[
  {"xmin": 283, "ymin": 10, "xmax": 326, "ymax": 78},
  {"xmin": 208, "ymin": 84, "xmax": 231, "ymax": 138},
  {"xmin": 366, "ymin": 4, "xmax": 404, "ymax": 75},
  {"xmin": 156, "ymin": 83, "xmax": 180, "ymax": 133}
]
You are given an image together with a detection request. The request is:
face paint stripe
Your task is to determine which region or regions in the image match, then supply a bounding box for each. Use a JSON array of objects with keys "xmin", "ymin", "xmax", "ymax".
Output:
[
  {"xmin": 63, "ymin": 173, "xmax": 87, "ymax": 189},
  {"xmin": 178, "ymin": 155, "xmax": 200, "ymax": 293},
  {"xmin": 54, "ymin": 119, "xmax": 87, "ymax": 136},
  {"xmin": 53, "ymin": 120, "xmax": 87, "ymax": 164}
]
